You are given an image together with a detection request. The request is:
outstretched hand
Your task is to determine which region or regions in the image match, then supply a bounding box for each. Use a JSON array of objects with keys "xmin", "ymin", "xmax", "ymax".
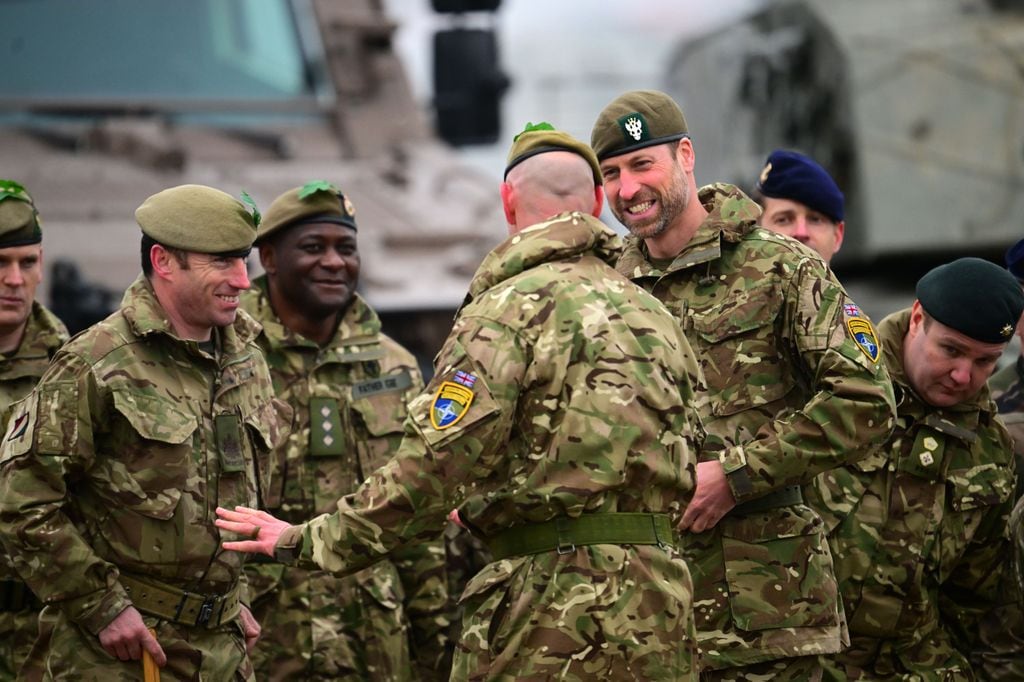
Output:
[{"xmin": 215, "ymin": 506, "xmax": 293, "ymax": 556}]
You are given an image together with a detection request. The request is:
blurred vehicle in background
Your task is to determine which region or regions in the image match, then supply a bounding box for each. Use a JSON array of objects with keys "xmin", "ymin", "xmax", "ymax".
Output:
[
  {"xmin": 664, "ymin": 0, "xmax": 1024, "ymax": 314},
  {"xmin": 1, "ymin": 0, "xmax": 507, "ymax": 365}
]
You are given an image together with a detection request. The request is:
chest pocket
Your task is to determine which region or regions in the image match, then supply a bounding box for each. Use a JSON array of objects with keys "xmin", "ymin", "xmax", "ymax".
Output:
[
  {"xmin": 103, "ymin": 391, "xmax": 197, "ymax": 519},
  {"xmin": 947, "ymin": 464, "xmax": 1013, "ymax": 512},
  {"xmin": 690, "ymin": 285, "xmax": 794, "ymax": 417},
  {"xmin": 351, "ymin": 383, "xmax": 412, "ymax": 477}
]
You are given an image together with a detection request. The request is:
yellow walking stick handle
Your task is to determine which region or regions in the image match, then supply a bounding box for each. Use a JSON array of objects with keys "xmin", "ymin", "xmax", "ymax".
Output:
[{"xmin": 142, "ymin": 627, "xmax": 160, "ymax": 682}]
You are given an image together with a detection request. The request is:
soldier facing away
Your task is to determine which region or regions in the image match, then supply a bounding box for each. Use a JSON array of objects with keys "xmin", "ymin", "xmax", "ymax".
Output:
[
  {"xmin": 242, "ymin": 182, "xmax": 452, "ymax": 680},
  {"xmin": 591, "ymin": 90, "xmax": 897, "ymax": 680},
  {"xmin": 805, "ymin": 257, "xmax": 1024, "ymax": 679},
  {"xmin": 753, "ymin": 149, "xmax": 846, "ymax": 264},
  {"xmin": 0, "ymin": 184, "xmax": 287, "ymax": 680},
  {"xmin": 217, "ymin": 124, "xmax": 707, "ymax": 680},
  {"xmin": 0, "ymin": 180, "xmax": 69, "ymax": 680}
]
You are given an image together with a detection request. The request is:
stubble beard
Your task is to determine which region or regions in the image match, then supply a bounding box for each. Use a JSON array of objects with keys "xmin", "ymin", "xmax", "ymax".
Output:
[{"xmin": 615, "ymin": 168, "xmax": 690, "ymax": 242}]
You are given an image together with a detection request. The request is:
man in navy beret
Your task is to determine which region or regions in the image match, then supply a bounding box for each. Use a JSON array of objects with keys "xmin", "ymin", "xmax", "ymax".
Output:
[{"xmin": 755, "ymin": 149, "xmax": 845, "ymax": 264}]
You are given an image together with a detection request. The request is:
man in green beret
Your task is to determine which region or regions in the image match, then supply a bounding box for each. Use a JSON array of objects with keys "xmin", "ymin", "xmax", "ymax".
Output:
[
  {"xmin": 0, "ymin": 184, "xmax": 287, "ymax": 680},
  {"xmin": 216, "ymin": 124, "xmax": 707, "ymax": 680},
  {"xmin": 241, "ymin": 182, "xmax": 453, "ymax": 681},
  {"xmin": 0, "ymin": 180, "xmax": 68, "ymax": 680},
  {"xmin": 591, "ymin": 90, "xmax": 897, "ymax": 680},
  {"xmin": 804, "ymin": 257, "xmax": 1023, "ymax": 679}
]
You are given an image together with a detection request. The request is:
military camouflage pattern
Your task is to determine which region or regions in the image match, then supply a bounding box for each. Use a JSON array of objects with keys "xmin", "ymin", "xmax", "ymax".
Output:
[
  {"xmin": 615, "ymin": 183, "xmax": 897, "ymax": 670},
  {"xmin": 241, "ymin": 279, "xmax": 452, "ymax": 681},
  {"xmin": 0, "ymin": 302, "xmax": 67, "ymax": 681},
  {"xmin": 0, "ymin": 276, "xmax": 283, "ymax": 680},
  {"xmin": 806, "ymin": 309, "xmax": 1015, "ymax": 679},
  {"xmin": 275, "ymin": 212, "xmax": 705, "ymax": 679},
  {"xmin": 990, "ymin": 359, "xmax": 1024, "ymax": 500},
  {"xmin": 972, "ymin": 359, "xmax": 1024, "ymax": 680}
]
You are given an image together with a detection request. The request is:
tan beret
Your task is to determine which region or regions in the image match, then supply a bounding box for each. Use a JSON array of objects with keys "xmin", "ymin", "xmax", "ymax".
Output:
[
  {"xmin": 257, "ymin": 181, "xmax": 357, "ymax": 245},
  {"xmin": 590, "ymin": 90, "xmax": 689, "ymax": 161},
  {"xmin": 505, "ymin": 123, "xmax": 602, "ymax": 183},
  {"xmin": 0, "ymin": 180, "xmax": 42, "ymax": 248},
  {"xmin": 136, "ymin": 184, "xmax": 257, "ymax": 254}
]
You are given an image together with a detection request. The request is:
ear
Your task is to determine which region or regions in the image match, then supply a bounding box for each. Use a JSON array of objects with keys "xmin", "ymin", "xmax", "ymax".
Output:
[
  {"xmin": 258, "ymin": 244, "xmax": 276, "ymax": 276},
  {"xmin": 500, "ymin": 181, "xmax": 516, "ymax": 226},
  {"xmin": 907, "ymin": 300, "xmax": 925, "ymax": 337},
  {"xmin": 590, "ymin": 185, "xmax": 604, "ymax": 218},
  {"xmin": 150, "ymin": 244, "xmax": 176, "ymax": 282},
  {"xmin": 37, "ymin": 246, "xmax": 44, "ymax": 282},
  {"xmin": 676, "ymin": 137, "xmax": 696, "ymax": 172},
  {"xmin": 832, "ymin": 220, "xmax": 846, "ymax": 254}
]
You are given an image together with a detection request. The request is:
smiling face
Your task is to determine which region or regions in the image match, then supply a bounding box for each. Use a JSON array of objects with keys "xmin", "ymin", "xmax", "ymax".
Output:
[
  {"xmin": 261, "ymin": 221, "xmax": 360, "ymax": 321},
  {"xmin": 903, "ymin": 301, "xmax": 1006, "ymax": 407},
  {"xmin": 0, "ymin": 243, "xmax": 42, "ymax": 337},
  {"xmin": 759, "ymin": 197, "xmax": 845, "ymax": 263},
  {"xmin": 599, "ymin": 141, "xmax": 692, "ymax": 242},
  {"xmin": 158, "ymin": 249, "xmax": 251, "ymax": 341}
]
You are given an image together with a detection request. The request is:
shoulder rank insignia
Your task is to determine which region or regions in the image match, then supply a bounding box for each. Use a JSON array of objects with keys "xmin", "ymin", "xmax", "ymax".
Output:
[
  {"xmin": 847, "ymin": 315, "xmax": 880, "ymax": 363},
  {"xmin": 430, "ymin": 371, "xmax": 477, "ymax": 430}
]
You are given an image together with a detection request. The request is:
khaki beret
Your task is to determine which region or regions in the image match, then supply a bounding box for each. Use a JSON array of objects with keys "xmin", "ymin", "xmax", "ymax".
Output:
[
  {"xmin": 917, "ymin": 257, "xmax": 1024, "ymax": 344},
  {"xmin": 0, "ymin": 180, "xmax": 42, "ymax": 248},
  {"xmin": 257, "ymin": 181, "xmax": 357, "ymax": 244},
  {"xmin": 504, "ymin": 122, "xmax": 601, "ymax": 183},
  {"xmin": 135, "ymin": 184, "xmax": 257, "ymax": 254},
  {"xmin": 590, "ymin": 90, "xmax": 689, "ymax": 161}
]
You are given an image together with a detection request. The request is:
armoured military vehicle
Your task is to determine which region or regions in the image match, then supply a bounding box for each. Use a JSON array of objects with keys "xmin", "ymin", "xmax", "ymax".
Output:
[
  {"xmin": 0, "ymin": 0, "xmax": 506, "ymax": 362},
  {"xmin": 663, "ymin": 0, "xmax": 1024, "ymax": 313}
]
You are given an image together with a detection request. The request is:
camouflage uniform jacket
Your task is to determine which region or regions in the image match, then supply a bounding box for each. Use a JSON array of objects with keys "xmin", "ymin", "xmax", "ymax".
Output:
[
  {"xmin": 242, "ymin": 278, "xmax": 451, "ymax": 677},
  {"xmin": 0, "ymin": 301, "xmax": 68, "ymax": 423},
  {"xmin": 275, "ymin": 212, "xmax": 705, "ymax": 679},
  {"xmin": 0, "ymin": 302, "xmax": 67, "ymax": 680},
  {"xmin": 616, "ymin": 183, "xmax": 897, "ymax": 669},
  {"xmin": 807, "ymin": 308, "xmax": 1016, "ymax": 674},
  {"xmin": 991, "ymin": 359, "xmax": 1024, "ymax": 499},
  {"xmin": 0, "ymin": 301, "xmax": 68, "ymax": 581},
  {"xmin": 0, "ymin": 275, "xmax": 281, "ymax": 635}
]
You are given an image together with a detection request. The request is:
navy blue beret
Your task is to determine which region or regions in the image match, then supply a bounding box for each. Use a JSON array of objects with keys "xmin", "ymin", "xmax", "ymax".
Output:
[
  {"xmin": 756, "ymin": 150, "xmax": 844, "ymax": 223},
  {"xmin": 917, "ymin": 257, "xmax": 1024, "ymax": 344},
  {"xmin": 1005, "ymin": 237, "xmax": 1024, "ymax": 281}
]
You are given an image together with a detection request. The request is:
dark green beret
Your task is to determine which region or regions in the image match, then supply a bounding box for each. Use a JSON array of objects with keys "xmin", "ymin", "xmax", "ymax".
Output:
[
  {"xmin": 505, "ymin": 122, "xmax": 601, "ymax": 183},
  {"xmin": 917, "ymin": 257, "xmax": 1024, "ymax": 343},
  {"xmin": 590, "ymin": 90, "xmax": 689, "ymax": 162},
  {"xmin": 257, "ymin": 181, "xmax": 357, "ymax": 245},
  {"xmin": 0, "ymin": 180, "xmax": 42, "ymax": 248},
  {"xmin": 136, "ymin": 185, "xmax": 257, "ymax": 254}
]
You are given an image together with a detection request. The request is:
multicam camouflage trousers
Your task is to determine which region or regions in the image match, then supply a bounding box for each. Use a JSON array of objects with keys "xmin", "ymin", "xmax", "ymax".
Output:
[
  {"xmin": 453, "ymin": 544, "xmax": 698, "ymax": 681},
  {"xmin": 29, "ymin": 606, "xmax": 253, "ymax": 681},
  {"xmin": 246, "ymin": 561, "xmax": 413, "ymax": 681}
]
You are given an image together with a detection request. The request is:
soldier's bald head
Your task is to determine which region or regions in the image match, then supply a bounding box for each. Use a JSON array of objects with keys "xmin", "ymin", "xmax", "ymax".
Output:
[{"xmin": 502, "ymin": 152, "xmax": 601, "ymax": 230}]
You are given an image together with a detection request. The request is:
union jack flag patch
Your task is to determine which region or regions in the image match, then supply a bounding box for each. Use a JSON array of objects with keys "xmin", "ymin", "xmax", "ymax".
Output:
[
  {"xmin": 453, "ymin": 371, "xmax": 477, "ymax": 388},
  {"xmin": 844, "ymin": 303, "xmax": 861, "ymax": 318}
]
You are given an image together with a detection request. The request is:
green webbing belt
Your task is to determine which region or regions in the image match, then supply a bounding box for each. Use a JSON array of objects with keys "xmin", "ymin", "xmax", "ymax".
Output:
[
  {"xmin": 729, "ymin": 485, "xmax": 803, "ymax": 516},
  {"xmin": 485, "ymin": 513, "xmax": 673, "ymax": 561}
]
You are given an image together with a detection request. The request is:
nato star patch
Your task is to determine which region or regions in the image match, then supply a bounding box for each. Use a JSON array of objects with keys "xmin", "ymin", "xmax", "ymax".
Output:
[
  {"xmin": 430, "ymin": 381, "xmax": 474, "ymax": 430},
  {"xmin": 847, "ymin": 317, "xmax": 880, "ymax": 363}
]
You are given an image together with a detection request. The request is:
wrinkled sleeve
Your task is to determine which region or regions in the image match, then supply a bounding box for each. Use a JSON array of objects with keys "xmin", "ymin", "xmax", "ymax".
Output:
[
  {"xmin": 0, "ymin": 352, "xmax": 129, "ymax": 635},
  {"xmin": 721, "ymin": 258, "xmax": 897, "ymax": 501},
  {"xmin": 280, "ymin": 315, "xmax": 525, "ymax": 576}
]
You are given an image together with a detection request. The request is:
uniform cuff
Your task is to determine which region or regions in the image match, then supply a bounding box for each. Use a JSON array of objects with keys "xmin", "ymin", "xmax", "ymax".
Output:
[
  {"xmin": 274, "ymin": 524, "xmax": 306, "ymax": 565},
  {"xmin": 720, "ymin": 446, "xmax": 756, "ymax": 502},
  {"xmin": 67, "ymin": 585, "xmax": 133, "ymax": 636}
]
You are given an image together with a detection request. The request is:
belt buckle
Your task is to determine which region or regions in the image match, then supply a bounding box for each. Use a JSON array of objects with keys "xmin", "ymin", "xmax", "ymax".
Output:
[
  {"xmin": 196, "ymin": 596, "xmax": 218, "ymax": 626},
  {"xmin": 555, "ymin": 517, "xmax": 575, "ymax": 555}
]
